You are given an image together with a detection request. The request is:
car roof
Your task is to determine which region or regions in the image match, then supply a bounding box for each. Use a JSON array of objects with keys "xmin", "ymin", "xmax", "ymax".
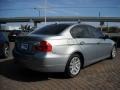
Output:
[{"xmin": 54, "ymin": 23, "xmax": 93, "ymax": 27}]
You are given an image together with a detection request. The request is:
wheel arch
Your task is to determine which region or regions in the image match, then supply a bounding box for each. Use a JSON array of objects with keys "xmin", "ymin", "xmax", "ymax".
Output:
[{"xmin": 66, "ymin": 51, "xmax": 85, "ymax": 68}]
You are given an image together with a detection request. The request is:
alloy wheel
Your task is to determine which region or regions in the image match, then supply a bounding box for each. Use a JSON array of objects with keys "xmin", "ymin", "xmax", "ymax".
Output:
[{"xmin": 69, "ymin": 56, "xmax": 81, "ymax": 75}]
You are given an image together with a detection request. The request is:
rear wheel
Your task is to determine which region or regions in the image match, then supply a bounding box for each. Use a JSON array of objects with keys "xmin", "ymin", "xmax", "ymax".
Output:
[
  {"xmin": 65, "ymin": 54, "xmax": 81, "ymax": 78},
  {"xmin": 2, "ymin": 43, "xmax": 9, "ymax": 58}
]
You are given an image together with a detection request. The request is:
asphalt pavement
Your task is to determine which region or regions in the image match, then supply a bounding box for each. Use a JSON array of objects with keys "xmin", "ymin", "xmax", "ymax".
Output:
[{"xmin": 0, "ymin": 43, "xmax": 120, "ymax": 90}]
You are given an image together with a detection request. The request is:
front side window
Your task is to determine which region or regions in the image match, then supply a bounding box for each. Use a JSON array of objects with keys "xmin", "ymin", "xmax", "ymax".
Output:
[
  {"xmin": 70, "ymin": 25, "xmax": 90, "ymax": 38},
  {"xmin": 95, "ymin": 29, "xmax": 104, "ymax": 38},
  {"xmin": 88, "ymin": 26, "xmax": 104, "ymax": 38}
]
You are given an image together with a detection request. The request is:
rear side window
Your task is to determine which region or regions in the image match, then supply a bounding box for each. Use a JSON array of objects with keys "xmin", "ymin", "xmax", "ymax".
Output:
[
  {"xmin": 32, "ymin": 24, "xmax": 70, "ymax": 35},
  {"xmin": 70, "ymin": 25, "xmax": 90, "ymax": 38}
]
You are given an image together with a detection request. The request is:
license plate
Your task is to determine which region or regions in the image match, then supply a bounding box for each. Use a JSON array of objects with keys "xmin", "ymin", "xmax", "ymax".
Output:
[{"xmin": 21, "ymin": 43, "xmax": 28, "ymax": 50}]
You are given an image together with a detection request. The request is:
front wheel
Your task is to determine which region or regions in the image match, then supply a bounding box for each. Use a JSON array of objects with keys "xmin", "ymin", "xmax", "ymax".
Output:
[
  {"xmin": 110, "ymin": 46, "xmax": 117, "ymax": 59},
  {"xmin": 65, "ymin": 54, "xmax": 81, "ymax": 78}
]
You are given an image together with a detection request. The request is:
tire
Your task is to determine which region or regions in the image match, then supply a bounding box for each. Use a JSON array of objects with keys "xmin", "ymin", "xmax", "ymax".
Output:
[
  {"xmin": 110, "ymin": 46, "xmax": 116, "ymax": 59},
  {"xmin": 65, "ymin": 54, "xmax": 81, "ymax": 78},
  {"xmin": 2, "ymin": 43, "xmax": 10, "ymax": 58}
]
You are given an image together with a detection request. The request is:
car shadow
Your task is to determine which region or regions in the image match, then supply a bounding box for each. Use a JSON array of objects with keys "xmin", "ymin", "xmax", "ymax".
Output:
[{"xmin": 0, "ymin": 59, "xmax": 67, "ymax": 82}]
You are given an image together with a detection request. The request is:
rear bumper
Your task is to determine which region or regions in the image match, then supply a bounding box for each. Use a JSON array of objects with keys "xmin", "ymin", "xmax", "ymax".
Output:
[{"xmin": 13, "ymin": 49, "xmax": 69, "ymax": 72}]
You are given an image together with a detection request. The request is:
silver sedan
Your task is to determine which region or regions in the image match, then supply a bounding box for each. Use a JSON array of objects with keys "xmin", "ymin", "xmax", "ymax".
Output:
[{"xmin": 13, "ymin": 23, "xmax": 116, "ymax": 78}]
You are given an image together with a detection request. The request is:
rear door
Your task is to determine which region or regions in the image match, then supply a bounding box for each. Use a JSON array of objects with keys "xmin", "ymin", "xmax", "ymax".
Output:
[{"xmin": 70, "ymin": 25, "xmax": 101, "ymax": 65}]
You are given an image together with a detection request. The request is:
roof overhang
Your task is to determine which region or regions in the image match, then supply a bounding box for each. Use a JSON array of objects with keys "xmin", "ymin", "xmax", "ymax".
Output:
[{"xmin": 0, "ymin": 16, "xmax": 120, "ymax": 24}]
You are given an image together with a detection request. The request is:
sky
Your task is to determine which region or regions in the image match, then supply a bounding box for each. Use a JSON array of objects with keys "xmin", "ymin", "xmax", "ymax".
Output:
[
  {"xmin": 0, "ymin": 0, "xmax": 120, "ymax": 17},
  {"xmin": 0, "ymin": 0, "xmax": 120, "ymax": 27}
]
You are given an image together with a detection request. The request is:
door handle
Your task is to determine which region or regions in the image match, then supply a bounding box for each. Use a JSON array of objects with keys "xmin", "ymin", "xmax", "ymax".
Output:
[{"xmin": 80, "ymin": 41, "xmax": 85, "ymax": 45}]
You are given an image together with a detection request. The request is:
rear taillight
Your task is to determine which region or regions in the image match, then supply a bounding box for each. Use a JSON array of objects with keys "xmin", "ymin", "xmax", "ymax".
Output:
[{"xmin": 33, "ymin": 41, "xmax": 52, "ymax": 52}]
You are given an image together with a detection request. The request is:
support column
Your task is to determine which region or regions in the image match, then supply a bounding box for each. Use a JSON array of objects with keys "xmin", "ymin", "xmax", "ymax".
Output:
[
  {"xmin": 100, "ymin": 21, "xmax": 104, "ymax": 31},
  {"xmin": 34, "ymin": 22, "xmax": 37, "ymax": 27}
]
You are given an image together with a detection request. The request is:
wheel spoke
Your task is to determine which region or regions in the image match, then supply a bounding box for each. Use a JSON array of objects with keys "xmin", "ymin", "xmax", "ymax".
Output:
[{"xmin": 76, "ymin": 64, "xmax": 80, "ymax": 69}]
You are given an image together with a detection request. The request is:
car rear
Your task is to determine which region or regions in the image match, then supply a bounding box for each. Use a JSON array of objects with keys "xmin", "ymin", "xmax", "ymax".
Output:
[{"xmin": 13, "ymin": 23, "xmax": 71, "ymax": 72}]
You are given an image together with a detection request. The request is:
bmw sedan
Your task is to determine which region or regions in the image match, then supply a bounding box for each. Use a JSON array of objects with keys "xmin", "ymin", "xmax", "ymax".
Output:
[{"xmin": 13, "ymin": 23, "xmax": 116, "ymax": 78}]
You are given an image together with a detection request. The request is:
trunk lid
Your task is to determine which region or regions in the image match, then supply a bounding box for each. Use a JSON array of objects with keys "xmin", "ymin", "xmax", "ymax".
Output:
[{"xmin": 15, "ymin": 34, "xmax": 66, "ymax": 54}]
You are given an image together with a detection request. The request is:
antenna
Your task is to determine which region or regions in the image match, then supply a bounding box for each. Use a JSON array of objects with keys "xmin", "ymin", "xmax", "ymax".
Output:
[{"xmin": 44, "ymin": 0, "xmax": 47, "ymax": 24}]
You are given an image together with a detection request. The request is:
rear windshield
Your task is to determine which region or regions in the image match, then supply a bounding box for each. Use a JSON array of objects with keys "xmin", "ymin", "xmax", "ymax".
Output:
[{"xmin": 32, "ymin": 24, "xmax": 70, "ymax": 35}]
